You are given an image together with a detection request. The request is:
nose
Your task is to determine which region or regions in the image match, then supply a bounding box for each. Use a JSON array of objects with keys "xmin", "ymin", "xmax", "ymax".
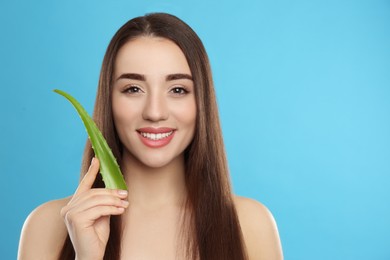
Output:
[{"xmin": 142, "ymin": 92, "xmax": 169, "ymax": 122}]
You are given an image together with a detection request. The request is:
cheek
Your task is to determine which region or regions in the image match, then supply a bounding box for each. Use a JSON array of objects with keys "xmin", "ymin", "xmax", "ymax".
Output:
[
  {"xmin": 188, "ymin": 106, "xmax": 197, "ymax": 128},
  {"xmin": 176, "ymin": 100, "xmax": 197, "ymax": 129},
  {"xmin": 112, "ymin": 102, "xmax": 125, "ymax": 128},
  {"xmin": 112, "ymin": 98, "xmax": 138, "ymax": 130}
]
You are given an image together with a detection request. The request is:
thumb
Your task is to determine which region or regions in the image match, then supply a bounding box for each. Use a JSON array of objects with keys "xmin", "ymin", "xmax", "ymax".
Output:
[{"xmin": 74, "ymin": 157, "xmax": 100, "ymax": 196}]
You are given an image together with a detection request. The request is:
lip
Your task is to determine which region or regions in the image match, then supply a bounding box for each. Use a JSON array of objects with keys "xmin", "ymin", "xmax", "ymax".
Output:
[
  {"xmin": 137, "ymin": 127, "xmax": 175, "ymax": 134},
  {"xmin": 136, "ymin": 127, "xmax": 176, "ymax": 148}
]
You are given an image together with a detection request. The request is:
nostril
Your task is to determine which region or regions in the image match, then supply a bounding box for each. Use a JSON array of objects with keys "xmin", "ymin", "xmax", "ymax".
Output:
[{"xmin": 142, "ymin": 100, "xmax": 169, "ymax": 121}]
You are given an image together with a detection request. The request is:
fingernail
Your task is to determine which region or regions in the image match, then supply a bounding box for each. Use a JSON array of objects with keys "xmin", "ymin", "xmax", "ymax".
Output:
[
  {"xmin": 91, "ymin": 157, "xmax": 95, "ymax": 164},
  {"xmin": 118, "ymin": 190, "xmax": 128, "ymax": 196}
]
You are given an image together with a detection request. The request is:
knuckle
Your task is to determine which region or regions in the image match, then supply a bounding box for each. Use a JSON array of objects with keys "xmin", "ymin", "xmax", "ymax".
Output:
[
  {"xmin": 60, "ymin": 206, "xmax": 69, "ymax": 219},
  {"xmin": 97, "ymin": 193, "xmax": 120, "ymax": 205},
  {"xmin": 108, "ymin": 189, "xmax": 117, "ymax": 195},
  {"xmin": 62, "ymin": 210, "xmax": 78, "ymax": 225},
  {"xmin": 63, "ymin": 211, "xmax": 73, "ymax": 224}
]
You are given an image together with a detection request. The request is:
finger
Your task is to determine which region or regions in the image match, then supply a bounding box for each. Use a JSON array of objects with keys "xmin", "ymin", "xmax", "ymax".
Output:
[
  {"xmin": 75, "ymin": 157, "xmax": 100, "ymax": 196},
  {"xmin": 65, "ymin": 193, "xmax": 129, "ymax": 214},
  {"xmin": 63, "ymin": 188, "xmax": 128, "ymax": 215},
  {"xmin": 70, "ymin": 188, "xmax": 128, "ymax": 206},
  {"xmin": 84, "ymin": 206, "xmax": 126, "ymax": 220},
  {"xmin": 66, "ymin": 206, "xmax": 126, "ymax": 226}
]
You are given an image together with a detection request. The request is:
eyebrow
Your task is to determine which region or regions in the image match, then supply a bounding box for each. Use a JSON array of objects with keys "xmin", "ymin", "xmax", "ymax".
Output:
[
  {"xmin": 116, "ymin": 73, "xmax": 193, "ymax": 82},
  {"xmin": 166, "ymin": 73, "xmax": 193, "ymax": 81},
  {"xmin": 116, "ymin": 73, "xmax": 145, "ymax": 81}
]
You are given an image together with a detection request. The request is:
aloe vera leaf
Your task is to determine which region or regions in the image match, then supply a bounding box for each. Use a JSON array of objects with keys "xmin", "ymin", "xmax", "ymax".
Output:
[{"xmin": 54, "ymin": 89, "xmax": 127, "ymax": 190}]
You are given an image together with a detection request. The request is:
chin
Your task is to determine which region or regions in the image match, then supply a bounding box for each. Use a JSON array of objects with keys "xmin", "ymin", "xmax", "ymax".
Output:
[
  {"xmin": 139, "ymin": 149, "xmax": 188, "ymax": 169},
  {"xmin": 122, "ymin": 144, "xmax": 186, "ymax": 169},
  {"xmin": 139, "ymin": 155, "xmax": 177, "ymax": 169}
]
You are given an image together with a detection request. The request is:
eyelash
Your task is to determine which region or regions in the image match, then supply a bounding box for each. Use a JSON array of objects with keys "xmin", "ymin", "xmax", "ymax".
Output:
[
  {"xmin": 170, "ymin": 86, "xmax": 189, "ymax": 95},
  {"xmin": 122, "ymin": 85, "xmax": 142, "ymax": 94},
  {"xmin": 121, "ymin": 85, "xmax": 190, "ymax": 96}
]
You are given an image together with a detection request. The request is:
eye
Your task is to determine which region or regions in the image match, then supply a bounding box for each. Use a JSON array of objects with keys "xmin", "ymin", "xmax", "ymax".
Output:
[
  {"xmin": 122, "ymin": 85, "xmax": 142, "ymax": 94},
  {"xmin": 170, "ymin": 86, "xmax": 189, "ymax": 95}
]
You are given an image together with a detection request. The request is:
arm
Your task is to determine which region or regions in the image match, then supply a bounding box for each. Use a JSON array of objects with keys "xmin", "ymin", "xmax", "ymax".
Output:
[
  {"xmin": 234, "ymin": 196, "xmax": 284, "ymax": 260},
  {"xmin": 18, "ymin": 198, "xmax": 70, "ymax": 260}
]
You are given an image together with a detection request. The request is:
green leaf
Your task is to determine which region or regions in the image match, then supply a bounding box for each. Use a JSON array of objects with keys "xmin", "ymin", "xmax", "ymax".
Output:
[{"xmin": 54, "ymin": 89, "xmax": 127, "ymax": 190}]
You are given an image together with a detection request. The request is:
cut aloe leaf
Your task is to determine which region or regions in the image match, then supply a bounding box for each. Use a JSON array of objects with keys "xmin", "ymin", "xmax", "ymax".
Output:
[{"xmin": 54, "ymin": 89, "xmax": 127, "ymax": 190}]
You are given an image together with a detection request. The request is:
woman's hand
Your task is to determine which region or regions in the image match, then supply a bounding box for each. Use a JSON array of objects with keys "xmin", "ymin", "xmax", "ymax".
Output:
[{"xmin": 60, "ymin": 158, "xmax": 129, "ymax": 260}]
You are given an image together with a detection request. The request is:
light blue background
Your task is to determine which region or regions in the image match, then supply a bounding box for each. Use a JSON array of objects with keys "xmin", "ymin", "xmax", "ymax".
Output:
[{"xmin": 1, "ymin": 0, "xmax": 389, "ymax": 259}]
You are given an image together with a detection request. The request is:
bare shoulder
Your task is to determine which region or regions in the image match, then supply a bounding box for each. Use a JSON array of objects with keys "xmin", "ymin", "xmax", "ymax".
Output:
[
  {"xmin": 233, "ymin": 196, "xmax": 284, "ymax": 260},
  {"xmin": 18, "ymin": 197, "xmax": 71, "ymax": 260}
]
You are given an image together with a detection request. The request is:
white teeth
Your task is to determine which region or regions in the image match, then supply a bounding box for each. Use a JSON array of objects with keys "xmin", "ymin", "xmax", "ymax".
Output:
[{"xmin": 141, "ymin": 131, "xmax": 173, "ymax": 140}]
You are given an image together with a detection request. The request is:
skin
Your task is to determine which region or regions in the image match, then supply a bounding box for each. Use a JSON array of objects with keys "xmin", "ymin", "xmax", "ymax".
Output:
[{"xmin": 18, "ymin": 37, "xmax": 283, "ymax": 260}]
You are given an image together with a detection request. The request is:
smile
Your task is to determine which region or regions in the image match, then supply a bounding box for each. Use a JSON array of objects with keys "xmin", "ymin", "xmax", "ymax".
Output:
[
  {"xmin": 140, "ymin": 131, "xmax": 174, "ymax": 141},
  {"xmin": 137, "ymin": 127, "xmax": 176, "ymax": 148}
]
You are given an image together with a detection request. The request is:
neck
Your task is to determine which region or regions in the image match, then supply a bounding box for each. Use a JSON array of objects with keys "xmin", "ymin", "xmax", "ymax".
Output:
[{"xmin": 121, "ymin": 151, "xmax": 187, "ymax": 209}]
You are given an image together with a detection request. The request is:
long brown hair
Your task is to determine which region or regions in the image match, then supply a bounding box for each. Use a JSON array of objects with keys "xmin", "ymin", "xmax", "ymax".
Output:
[{"xmin": 59, "ymin": 13, "xmax": 247, "ymax": 260}]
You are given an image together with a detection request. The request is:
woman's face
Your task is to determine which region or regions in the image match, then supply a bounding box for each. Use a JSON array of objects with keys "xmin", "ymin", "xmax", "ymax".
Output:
[{"xmin": 112, "ymin": 36, "xmax": 196, "ymax": 168}]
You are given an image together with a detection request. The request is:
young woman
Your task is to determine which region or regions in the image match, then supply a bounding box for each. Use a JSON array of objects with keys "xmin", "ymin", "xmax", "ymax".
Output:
[{"xmin": 18, "ymin": 13, "xmax": 283, "ymax": 260}]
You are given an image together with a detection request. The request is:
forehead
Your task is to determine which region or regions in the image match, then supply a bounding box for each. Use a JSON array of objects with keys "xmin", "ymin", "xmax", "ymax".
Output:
[{"xmin": 114, "ymin": 36, "xmax": 191, "ymax": 77}]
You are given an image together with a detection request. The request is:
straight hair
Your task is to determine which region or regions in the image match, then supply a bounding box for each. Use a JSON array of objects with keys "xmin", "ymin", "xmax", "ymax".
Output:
[{"xmin": 59, "ymin": 13, "xmax": 248, "ymax": 260}]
